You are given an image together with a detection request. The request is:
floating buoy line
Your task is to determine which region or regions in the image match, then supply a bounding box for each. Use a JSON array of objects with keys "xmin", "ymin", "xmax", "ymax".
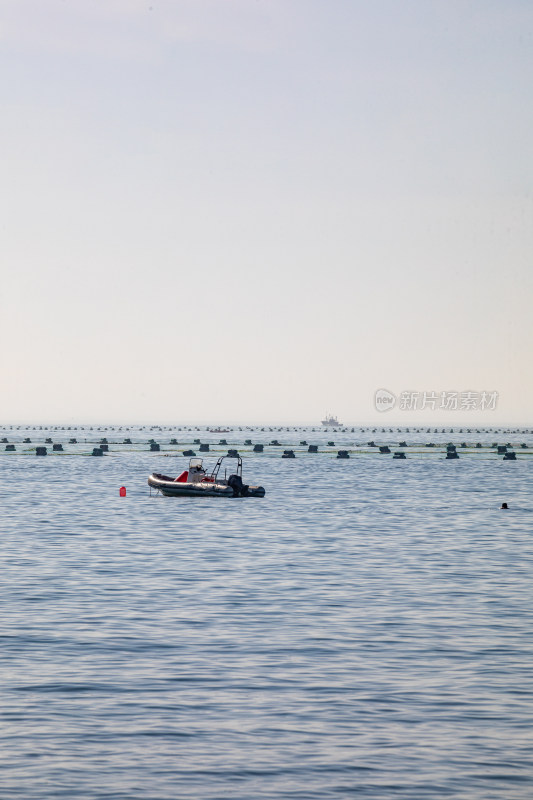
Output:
[{"xmin": 0, "ymin": 423, "xmax": 532, "ymax": 461}]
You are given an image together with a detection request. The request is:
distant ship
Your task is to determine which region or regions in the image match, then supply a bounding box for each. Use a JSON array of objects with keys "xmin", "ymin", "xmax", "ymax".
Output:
[{"xmin": 321, "ymin": 414, "xmax": 341, "ymax": 427}]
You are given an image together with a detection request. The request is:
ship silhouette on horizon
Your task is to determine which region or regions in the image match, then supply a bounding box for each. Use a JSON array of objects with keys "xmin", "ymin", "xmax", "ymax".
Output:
[{"xmin": 321, "ymin": 414, "xmax": 341, "ymax": 427}]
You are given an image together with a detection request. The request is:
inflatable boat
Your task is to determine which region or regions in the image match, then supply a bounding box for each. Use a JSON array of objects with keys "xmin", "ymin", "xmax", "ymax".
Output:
[{"xmin": 148, "ymin": 456, "xmax": 266, "ymax": 498}]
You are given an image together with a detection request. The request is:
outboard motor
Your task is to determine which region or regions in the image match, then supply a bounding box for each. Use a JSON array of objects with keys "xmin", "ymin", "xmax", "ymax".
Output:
[{"xmin": 227, "ymin": 474, "xmax": 249, "ymax": 497}]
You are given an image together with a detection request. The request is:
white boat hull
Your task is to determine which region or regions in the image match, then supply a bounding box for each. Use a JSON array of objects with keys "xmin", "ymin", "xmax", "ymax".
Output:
[{"xmin": 148, "ymin": 473, "xmax": 265, "ymax": 498}]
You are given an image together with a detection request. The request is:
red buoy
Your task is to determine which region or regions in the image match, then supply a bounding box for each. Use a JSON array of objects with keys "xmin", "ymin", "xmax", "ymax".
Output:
[{"xmin": 119, "ymin": 486, "xmax": 126, "ymax": 497}]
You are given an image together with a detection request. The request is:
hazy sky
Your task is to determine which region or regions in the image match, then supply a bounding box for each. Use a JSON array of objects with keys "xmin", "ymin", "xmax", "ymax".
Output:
[{"xmin": 1, "ymin": 0, "xmax": 532, "ymax": 424}]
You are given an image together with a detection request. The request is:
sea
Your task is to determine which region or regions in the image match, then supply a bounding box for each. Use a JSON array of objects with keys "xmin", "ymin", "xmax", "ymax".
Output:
[{"xmin": 2, "ymin": 424, "xmax": 533, "ymax": 799}]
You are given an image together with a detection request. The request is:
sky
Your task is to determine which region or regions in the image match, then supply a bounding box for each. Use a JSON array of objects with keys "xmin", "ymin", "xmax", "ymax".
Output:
[{"xmin": 1, "ymin": 0, "xmax": 532, "ymax": 424}]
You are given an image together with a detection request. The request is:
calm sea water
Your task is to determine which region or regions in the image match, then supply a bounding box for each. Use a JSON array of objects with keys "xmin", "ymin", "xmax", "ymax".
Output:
[{"xmin": 2, "ymin": 426, "xmax": 533, "ymax": 799}]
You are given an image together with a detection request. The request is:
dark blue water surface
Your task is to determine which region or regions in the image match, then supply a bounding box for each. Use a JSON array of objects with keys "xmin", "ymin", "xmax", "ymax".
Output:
[{"xmin": 2, "ymin": 426, "xmax": 533, "ymax": 799}]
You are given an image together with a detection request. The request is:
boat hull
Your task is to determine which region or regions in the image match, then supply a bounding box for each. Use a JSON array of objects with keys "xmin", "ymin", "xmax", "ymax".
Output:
[
  {"xmin": 148, "ymin": 473, "xmax": 232, "ymax": 497},
  {"xmin": 148, "ymin": 473, "xmax": 265, "ymax": 498}
]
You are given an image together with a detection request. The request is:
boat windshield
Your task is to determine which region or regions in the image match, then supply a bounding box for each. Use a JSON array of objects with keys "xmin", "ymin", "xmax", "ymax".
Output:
[{"xmin": 189, "ymin": 457, "xmax": 203, "ymax": 470}]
